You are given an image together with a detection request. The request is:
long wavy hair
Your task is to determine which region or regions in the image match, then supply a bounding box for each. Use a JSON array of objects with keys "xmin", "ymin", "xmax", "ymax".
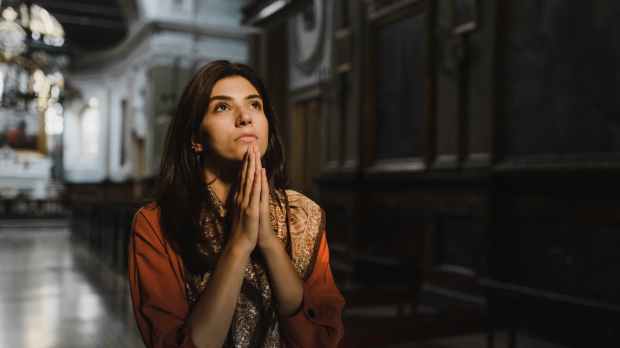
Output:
[{"xmin": 156, "ymin": 60, "xmax": 288, "ymax": 272}]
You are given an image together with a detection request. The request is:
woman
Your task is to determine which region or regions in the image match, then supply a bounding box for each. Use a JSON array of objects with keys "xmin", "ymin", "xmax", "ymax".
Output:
[{"xmin": 128, "ymin": 60, "xmax": 345, "ymax": 348}]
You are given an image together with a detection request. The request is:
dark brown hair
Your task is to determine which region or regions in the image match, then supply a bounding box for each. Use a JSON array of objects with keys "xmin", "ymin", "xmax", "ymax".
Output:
[{"xmin": 156, "ymin": 60, "xmax": 288, "ymax": 271}]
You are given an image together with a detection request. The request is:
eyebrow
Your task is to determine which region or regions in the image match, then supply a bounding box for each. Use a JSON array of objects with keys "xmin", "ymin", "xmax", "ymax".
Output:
[{"xmin": 209, "ymin": 94, "xmax": 262, "ymax": 102}]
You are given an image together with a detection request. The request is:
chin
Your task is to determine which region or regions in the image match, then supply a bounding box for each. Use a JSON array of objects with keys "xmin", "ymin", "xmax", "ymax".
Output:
[{"xmin": 225, "ymin": 152, "xmax": 246, "ymax": 162}]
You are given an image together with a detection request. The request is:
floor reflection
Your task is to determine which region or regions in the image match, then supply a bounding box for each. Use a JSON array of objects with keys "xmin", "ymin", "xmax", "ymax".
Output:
[{"xmin": 0, "ymin": 221, "xmax": 143, "ymax": 348}]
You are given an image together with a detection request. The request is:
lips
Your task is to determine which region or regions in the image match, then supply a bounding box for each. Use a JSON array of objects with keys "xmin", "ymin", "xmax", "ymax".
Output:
[{"xmin": 236, "ymin": 134, "xmax": 258, "ymax": 142}]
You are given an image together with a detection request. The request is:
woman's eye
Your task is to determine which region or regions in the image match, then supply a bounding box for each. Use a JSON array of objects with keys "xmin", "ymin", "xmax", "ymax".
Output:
[
  {"xmin": 251, "ymin": 101, "xmax": 262, "ymax": 110},
  {"xmin": 214, "ymin": 103, "xmax": 229, "ymax": 112}
]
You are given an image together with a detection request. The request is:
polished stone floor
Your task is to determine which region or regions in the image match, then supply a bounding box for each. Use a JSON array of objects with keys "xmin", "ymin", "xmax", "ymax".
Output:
[{"xmin": 0, "ymin": 220, "xmax": 144, "ymax": 348}]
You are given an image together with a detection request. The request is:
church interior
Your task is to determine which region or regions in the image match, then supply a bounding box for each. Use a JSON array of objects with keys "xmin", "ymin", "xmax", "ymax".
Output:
[{"xmin": 0, "ymin": 0, "xmax": 618, "ymax": 347}]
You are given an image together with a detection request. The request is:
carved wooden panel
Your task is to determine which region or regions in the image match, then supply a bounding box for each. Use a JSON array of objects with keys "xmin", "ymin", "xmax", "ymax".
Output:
[
  {"xmin": 499, "ymin": 1, "xmax": 620, "ymax": 159},
  {"xmin": 465, "ymin": 0, "xmax": 495, "ymax": 167},
  {"xmin": 288, "ymin": 99, "xmax": 322, "ymax": 196},
  {"xmin": 374, "ymin": 14, "xmax": 427, "ymax": 160},
  {"xmin": 334, "ymin": 29, "xmax": 352, "ymax": 72},
  {"xmin": 361, "ymin": 1, "xmax": 430, "ymax": 173}
]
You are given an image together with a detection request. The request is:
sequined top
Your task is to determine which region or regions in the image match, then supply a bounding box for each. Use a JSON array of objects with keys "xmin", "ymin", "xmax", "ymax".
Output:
[{"xmin": 128, "ymin": 190, "xmax": 345, "ymax": 348}]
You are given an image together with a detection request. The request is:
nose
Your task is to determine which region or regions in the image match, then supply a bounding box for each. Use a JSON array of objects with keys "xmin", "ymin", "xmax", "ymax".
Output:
[{"xmin": 236, "ymin": 108, "xmax": 253, "ymax": 127}]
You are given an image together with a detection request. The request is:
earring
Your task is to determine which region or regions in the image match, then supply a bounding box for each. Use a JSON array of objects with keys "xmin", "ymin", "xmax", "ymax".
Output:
[{"xmin": 191, "ymin": 143, "xmax": 203, "ymax": 153}]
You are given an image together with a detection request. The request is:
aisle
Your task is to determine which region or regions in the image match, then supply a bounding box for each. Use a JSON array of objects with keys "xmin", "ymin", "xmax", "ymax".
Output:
[{"xmin": 0, "ymin": 221, "xmax": 144, "ymax": 348}]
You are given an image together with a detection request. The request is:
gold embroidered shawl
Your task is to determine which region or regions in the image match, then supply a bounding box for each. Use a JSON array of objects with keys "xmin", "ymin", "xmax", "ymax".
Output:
[{"xmin": 185, "ymin": 188, "xmax": 324, "ymax": 348}]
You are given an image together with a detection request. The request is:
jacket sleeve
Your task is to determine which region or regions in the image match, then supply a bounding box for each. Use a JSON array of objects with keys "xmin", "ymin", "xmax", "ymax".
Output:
[
  {"xmin": 280, "ymin": 232, "xmax": 346, "ymax": 348},
  {"xmin": 128, "ymin": 209, "xmax": 197, "ymax": 348}
]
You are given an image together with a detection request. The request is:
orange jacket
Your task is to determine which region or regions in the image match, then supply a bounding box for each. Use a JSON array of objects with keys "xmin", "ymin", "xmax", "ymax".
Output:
[{"xmin": 128, "ymin": 205, "xmax": 345, "ymax": 348}]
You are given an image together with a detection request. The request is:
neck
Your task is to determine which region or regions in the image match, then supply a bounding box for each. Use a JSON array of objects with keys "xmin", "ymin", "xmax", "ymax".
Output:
[{"xmin": 202, "ymin": 155, "xmax": 242, "ymax": 205}]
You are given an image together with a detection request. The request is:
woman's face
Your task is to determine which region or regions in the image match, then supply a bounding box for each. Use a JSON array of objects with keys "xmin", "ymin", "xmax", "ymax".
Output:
[{"xmin": 200, "ymin": 75, "xmax": 269, "ymax": 161}]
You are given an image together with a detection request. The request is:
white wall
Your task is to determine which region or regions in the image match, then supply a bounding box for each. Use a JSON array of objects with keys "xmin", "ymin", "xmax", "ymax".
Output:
[{"xmin": 63, "ymin": 80, "xmax": 110, "ymax": 183}]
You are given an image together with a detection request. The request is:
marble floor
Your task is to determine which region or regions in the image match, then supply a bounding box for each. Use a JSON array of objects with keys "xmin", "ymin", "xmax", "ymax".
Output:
[{"xmin": 0, "ymin": 220, "xmax": 144, "ymax": 348}]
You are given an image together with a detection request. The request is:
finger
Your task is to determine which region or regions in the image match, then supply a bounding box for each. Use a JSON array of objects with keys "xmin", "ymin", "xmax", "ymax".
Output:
[
  {"xmin": 260, "ymin": 168, "xmax": 270, "ymax": 216},
  {"xmin": 254, "ymin": 143, "xmax": 261, "ymax": 181},
  {"xmin": 240, "ymin": 146, "xmax": 249, "ymax": 179},
  {"xmin": 256, "ymin": 145, "xmax": 263, "ymax": 201},
  {"xmin": 257, "ymin": 143, "xmax": 263, "ymax": 168},
  {"xmin": 250, "ymin": 150, "xmax": 261, "ymax": 211},
  {"xmin": 239, "ymin": 147, "xmax": 250, "ymax": 203},
  {"xmin": 243, "ymin": 146, "xmax": 256, "ymax": 208}
]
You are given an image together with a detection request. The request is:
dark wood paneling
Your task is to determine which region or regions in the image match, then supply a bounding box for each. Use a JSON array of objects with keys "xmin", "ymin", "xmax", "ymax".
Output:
[
  {"xmin": 434, "ymin": 0, "xmax": 461, "ymax": 170},
  {"xmin": 491, "ymin": 172, "xmax": 620, "ymax": 305},
  {"xmin": 433, "ymin": 216, "xmax": 485, "ymax": 272},
  {"xmin": 498, "ymin": 0, "xmax": 620, "ymax": 159},
  {"xmin": 334, "ymin": 29, "xmax": 352, "ymax": 72},
  {"xmin": 485, "ymin": 167, "xmax": 620, "ymax": 344},
  {"xmin": 319, "ymin": 171, "xmax": 489, "ymax": 295},
  {"xmin": 262, "ymin": 22, "xmax": 289, "ymax": 153},
  {"xmin": 375, "ymin": 14, "xmax": 427, "ymax": 160},
  {"xmin": 344, "ymin": 0, "xmax": 364, "ymax": 170},
  {"xmin": 465, "ymin": 0, "xmax": 495, "ymax": 167},
  {"xmin": 362, "ymin": 0, "xmax": 431, "ymax": 172}
]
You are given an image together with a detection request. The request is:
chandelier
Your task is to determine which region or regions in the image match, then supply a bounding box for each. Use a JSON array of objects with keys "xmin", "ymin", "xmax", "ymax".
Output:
[{"xmin": 0, "ymin": 0, "xmax": 68, "ymax": 152}]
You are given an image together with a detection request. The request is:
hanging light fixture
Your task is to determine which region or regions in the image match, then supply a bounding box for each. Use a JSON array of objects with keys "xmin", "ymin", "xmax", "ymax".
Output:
[{"xmin": 0, "ymin": 0, "xmax": 68, "ymax": 152}]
